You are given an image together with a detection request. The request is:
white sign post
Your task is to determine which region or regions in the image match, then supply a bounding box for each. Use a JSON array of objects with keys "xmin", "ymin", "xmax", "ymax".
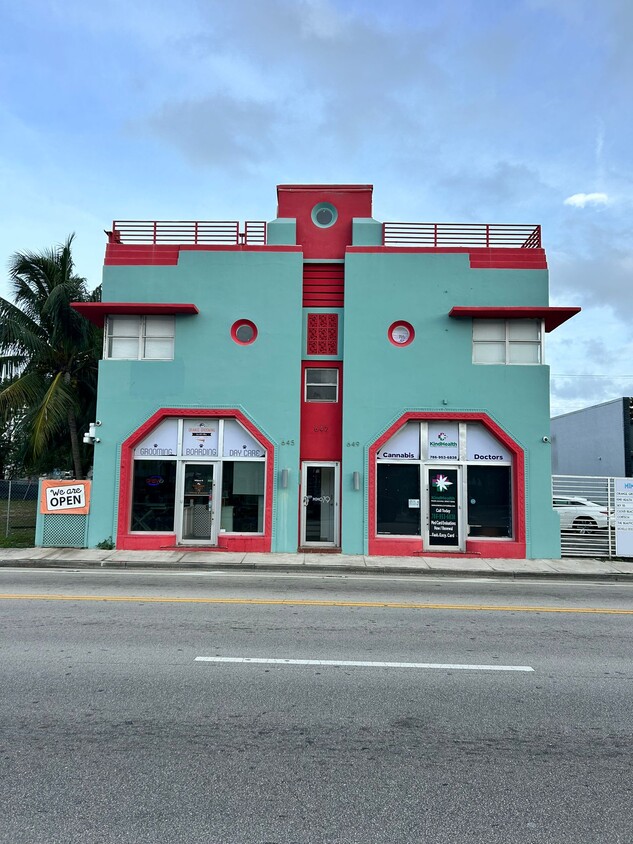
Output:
[{"xmin": 614, "ymin": 478, "xmax": 633, "ymax": 556}]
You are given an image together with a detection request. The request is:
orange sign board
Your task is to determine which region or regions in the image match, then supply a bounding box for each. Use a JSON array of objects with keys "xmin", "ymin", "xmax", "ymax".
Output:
[{"xmin": 40, "ymin": 480, "xmax": 91, "ymax": 514}]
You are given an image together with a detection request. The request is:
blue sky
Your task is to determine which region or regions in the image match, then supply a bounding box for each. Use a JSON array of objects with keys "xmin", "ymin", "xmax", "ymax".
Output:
[{"xmin": 1, "ymin": 0, "xmax": 632, "ymax": 416}]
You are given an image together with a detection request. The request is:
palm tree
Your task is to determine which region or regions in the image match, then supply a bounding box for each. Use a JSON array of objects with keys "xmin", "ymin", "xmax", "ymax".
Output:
[{"xmin": 0, "ymin": 235, "xmax": 101, "ymax": 479}]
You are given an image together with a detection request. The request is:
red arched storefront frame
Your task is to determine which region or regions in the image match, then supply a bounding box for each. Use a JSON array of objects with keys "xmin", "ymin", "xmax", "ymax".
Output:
[
  {"xmin": 368, "ymin": 412, "xmax": 526, "ymax": 558},
  {"xmin": 117, "ymin": 408, "xmax": 274, "ymax": 552}
]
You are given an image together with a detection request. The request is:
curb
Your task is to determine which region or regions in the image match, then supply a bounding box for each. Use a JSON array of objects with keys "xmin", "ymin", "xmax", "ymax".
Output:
[{"xmin": 2, "ymin": 558, "xmax": 633, "ymax": 581}]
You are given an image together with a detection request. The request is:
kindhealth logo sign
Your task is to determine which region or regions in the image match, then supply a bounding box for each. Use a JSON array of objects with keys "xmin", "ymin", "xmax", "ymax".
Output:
[{"xmin": 428, "ymin": 422, "xmax": 459, "ymax": 461}]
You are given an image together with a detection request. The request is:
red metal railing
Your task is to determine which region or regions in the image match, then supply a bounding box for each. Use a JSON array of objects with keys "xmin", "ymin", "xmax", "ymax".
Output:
[
  {"xmin": 108, "ymin": 220, "xmax": 267, "ymax": 246},
  {"xmin": 382, "ymin": 222, "xmax": 541, "ymax": 249}
]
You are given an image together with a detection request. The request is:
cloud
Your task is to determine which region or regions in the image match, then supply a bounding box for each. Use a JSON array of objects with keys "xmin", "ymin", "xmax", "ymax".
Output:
[
  {"xmin": 134, "ymin": 95, "xmax": 279, "ymax": 169},
  {"xmin": 564, "ymin": 192, "xmax": 610, "ymax": 207},
  {"xmin": 127, "ymin": 0, "xmax": 450, "ymax": 173},
  {"xmin": 432, "ymin": 161, "xmax": 552, "ymax": 218}
]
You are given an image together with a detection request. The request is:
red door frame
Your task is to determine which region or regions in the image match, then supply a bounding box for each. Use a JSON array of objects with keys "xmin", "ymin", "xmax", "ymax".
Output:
[
  {"xmin": 368, "ymin": 412, "xmax": 526, "ymax": 558},
  {"xmin": 299, "ymin": 360, "xmax": 343, "ymax": 548},
  {"xmin": 116, "ymin": 408, "xmax": 274, "ymax": 551}
]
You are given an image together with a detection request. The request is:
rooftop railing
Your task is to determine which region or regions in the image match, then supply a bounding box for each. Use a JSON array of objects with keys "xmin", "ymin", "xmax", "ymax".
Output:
[
  {"xmin": 107, "ymin": 220, "xmax": 540, "ymax": 250},
  {"xmin": 382, "ymin": 222, "xmax": 541, "ymax": 249},
  {"xmin": 108, "ymin": 220, "xmax": 267, "ymax": 246}
]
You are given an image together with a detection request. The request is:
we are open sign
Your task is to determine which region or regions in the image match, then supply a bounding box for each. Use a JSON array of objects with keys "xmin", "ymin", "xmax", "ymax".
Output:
[{"xmin": 40, "ymin": 480, "xmax": 91, "ymax": 514}]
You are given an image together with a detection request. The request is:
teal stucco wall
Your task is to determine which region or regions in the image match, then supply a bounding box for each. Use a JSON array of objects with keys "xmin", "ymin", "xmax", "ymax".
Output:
[
  {"xmin": 86, "ymin": 249, "xmax": 303, "ymax": 551},
  {"xmin": 340, "ymin": 251, "xmax": 560, "ymax": 558}
]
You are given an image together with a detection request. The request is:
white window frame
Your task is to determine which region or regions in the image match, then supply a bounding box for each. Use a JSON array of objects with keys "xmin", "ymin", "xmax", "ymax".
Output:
[
  {"xmin": 305, "ymin": 367, "xmax": 339, "ymax": 403},
  {"xmin": 104, "ymin": 315, "xmax": 175, "ymax": 361},
  {"xmin": 472, "ymin": 319, "xmax": 543, "ymax": 365}
]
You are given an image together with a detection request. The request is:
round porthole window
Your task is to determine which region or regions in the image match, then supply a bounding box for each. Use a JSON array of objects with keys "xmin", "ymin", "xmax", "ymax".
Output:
[
  {"xmin": 231, "ymin": 319, "xmax": 258, "ymax": 345},
  {"xmin": 388, "ymin": 321, "xmax": 415, "ymax": 347},
  {"xmin": 311, "ymin": 202, "xmax": 338, "ymax": 228}
]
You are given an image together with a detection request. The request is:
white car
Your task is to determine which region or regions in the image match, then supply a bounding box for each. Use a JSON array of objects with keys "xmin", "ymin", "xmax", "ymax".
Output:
[{"xmin": 553, "ymin": 496, "xmax": 610, "ymax": 533}]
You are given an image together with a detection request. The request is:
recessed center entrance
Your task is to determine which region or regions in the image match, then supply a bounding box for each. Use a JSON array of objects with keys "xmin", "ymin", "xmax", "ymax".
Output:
[{"xmin": 301, "ymin": 462, "xmax": 339, "ymax": 547}]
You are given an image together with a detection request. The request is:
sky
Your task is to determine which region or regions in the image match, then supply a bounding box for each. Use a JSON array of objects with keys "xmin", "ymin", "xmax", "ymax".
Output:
[{"xmin": 1, "ymin": 0, "xmax": 632, "ymax": 418}]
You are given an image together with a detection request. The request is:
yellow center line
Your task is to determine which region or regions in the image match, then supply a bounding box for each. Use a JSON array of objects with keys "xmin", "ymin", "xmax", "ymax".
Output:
[{"xmin": 0, "ymin": 593, "xmax": 632, "ymax": 614}]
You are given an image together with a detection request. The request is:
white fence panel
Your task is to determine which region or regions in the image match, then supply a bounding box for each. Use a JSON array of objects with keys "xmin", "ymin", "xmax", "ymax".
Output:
[{"xmin": 552, "ymin": 475, "xmax": 616, "ymax": 558}]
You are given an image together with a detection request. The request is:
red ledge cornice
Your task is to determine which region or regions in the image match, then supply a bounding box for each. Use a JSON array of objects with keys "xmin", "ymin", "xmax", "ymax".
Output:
[
  {"xmin": 345, "ymin": 246, "xmax": 548, "ymax": 270},
  {"xmin": 277, "ymin": 184, "xmax": 373, "ymax": 192},
  {"xmin": 70, "ymin": 302, "xmax": 199, "ymax": 327},
  {"xmin": 448, "ymin": 306, "xmax": 580, "ymax": 332},
  {"xmin": 104, "ymin": 243, "xmax": 303, "ymax": 267}
]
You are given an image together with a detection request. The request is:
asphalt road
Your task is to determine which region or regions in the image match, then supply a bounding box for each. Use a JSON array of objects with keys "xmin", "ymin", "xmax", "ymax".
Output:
[{"xmin": 1, "ymin": 569, "xmax": 632, "ymax": 843}]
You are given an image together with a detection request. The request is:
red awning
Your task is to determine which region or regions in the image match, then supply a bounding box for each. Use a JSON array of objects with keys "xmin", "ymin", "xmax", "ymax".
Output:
[
  {"xmin": 70, "ymin": 302, "xmax": 199, "ymax": 327},
  {"xmin": 448, "ymin": 306, "xmax": 580, "ymax": 332}
]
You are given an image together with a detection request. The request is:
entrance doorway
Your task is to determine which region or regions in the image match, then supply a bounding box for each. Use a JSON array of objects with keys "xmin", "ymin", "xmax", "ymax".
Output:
[
  {"xmin": 424, "ymin": 465, "xmax": 464, "ymax": 551},
  {"xmin": 177, "ymin": 462, "xmax": 219, "ymax": 544},
  {"xmin": 300, "ymin": 462, "xmax": 339, "ymax": 547}
]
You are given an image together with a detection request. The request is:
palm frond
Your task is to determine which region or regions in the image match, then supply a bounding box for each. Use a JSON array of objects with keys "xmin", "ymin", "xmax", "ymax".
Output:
[
  {"xmin": 0, "ymin": 370, "xmax": 49, "ymax": 414},
  {"xmin": 29, "ymin": 372, "xmax": 78, "ymax": 456}
]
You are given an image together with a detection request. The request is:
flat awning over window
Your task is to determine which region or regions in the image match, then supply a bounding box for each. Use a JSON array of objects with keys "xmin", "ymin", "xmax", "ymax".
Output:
[
  {"xmin": 70, "ymin": 302, "xmax": 199, "ymax": 327},
  {"xmin": 448, "ymin": 306, "xmax": 580, "ymax": 332}
]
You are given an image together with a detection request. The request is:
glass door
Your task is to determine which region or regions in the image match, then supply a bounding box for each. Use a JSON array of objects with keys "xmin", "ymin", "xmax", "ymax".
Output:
[
  {"xmin": 301, "ymin": 462, "xmax": 339, "ymax": 547},
  {"xmin": 178, "ymin": 463, "xmax": 219, "ymax": 544},
  {"xmin": 425, "ymin": 465, "xmax": 464, "ymax": 551}
]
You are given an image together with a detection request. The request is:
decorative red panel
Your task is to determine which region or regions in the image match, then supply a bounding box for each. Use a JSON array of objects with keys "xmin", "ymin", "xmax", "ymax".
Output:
[
  {"xmin": 307, "ymin": 313, "xmax": 338, "ymax": 355},
  {"xmin": 302, "ymin": 264, "xmax": 344, "ymax": 307},
  {"xmin": 300, "ymin": 361, "xmax": 343, "ymax": 461}
]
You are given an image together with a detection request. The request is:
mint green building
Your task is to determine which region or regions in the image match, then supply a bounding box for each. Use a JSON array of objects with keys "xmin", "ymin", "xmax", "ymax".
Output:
[{"xmin": 58, "ymin": 184, "xmax": 578, "ymax": 558}]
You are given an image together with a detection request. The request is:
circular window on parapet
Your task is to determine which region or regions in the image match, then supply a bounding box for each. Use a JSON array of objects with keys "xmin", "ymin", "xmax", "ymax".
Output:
[
  {"xmin": 311, "ymin": 202, "xmax": 338, "ymax": 228},
  {"xmin": 388, "ymin": 321, "xmax": 415, "ymax": 347},
  {"xmin": 231, "ymin": 319, "xmax": 258, "ymax": 345}
]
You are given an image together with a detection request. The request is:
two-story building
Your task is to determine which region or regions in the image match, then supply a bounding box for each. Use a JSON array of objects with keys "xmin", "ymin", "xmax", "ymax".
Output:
[{"xmin": 69, "ymin": 184, "xmax": 579, "ymax": 558}]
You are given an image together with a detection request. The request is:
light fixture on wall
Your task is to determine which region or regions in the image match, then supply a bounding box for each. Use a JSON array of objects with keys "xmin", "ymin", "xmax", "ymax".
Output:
[
  {"xmin": 280, "ymin": 468, "xmax": 289, "ymax": 488},
  {"xmin": 352, "ymin": 471, "xmax": 361, "ymax": 491},
  {"xmin": 83, "ymin": 422, "xmax": 101, "ymax": 445}
]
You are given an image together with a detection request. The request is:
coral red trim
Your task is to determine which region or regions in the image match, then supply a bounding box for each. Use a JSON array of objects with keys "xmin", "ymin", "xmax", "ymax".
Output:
[
  {"xmin": 104, "ymin": 243, "xmax": 302, "ymax": 267},
  {"xmin": 367, "ymin": 412, "xmax": 526, "ymax": 558},
  {"xmin": 346, "ymin": 246, "xmax": 547, "ymax": 270},
  {"xmin": 116, "ymin": 409, "xmax": 274, "ymax": 552},
  {"xmin": 277, "ymin": 184, "xmax": 373, "ymax": 194}
]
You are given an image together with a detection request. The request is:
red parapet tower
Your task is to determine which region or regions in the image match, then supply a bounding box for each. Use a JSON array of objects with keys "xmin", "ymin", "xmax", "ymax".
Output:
[{"xmin": 276, "ymin": 184, "xmax": 373, "ymax": 260}]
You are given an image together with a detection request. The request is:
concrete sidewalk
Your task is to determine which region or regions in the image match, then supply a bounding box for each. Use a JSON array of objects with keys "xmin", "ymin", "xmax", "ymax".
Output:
[{"xmin": 2, "ymin": 546, "xmax": 633, "ymax": 580}]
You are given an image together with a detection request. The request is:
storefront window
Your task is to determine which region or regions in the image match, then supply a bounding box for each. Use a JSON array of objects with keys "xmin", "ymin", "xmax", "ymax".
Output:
[
  {"xmin": 221, "ymin": 461, "xmax": 265, "ymax": 533},
  {"xmin": 377, "ymin": 464, "xmax": 420, "ymax": 535},
  {"xmin": 130, "ymin": 417, "xmax": 267, "ymax": 539},
  {"xmin": 374, "ymin": 420, "xmax": 516, "ymax": 546},
  {"xmin": 467, "ymin": 466, "xmax": 512, "ymax": 537},
  {"xmin": 131, "ymin": 460, "xmax": 177, "ymax": 531}
]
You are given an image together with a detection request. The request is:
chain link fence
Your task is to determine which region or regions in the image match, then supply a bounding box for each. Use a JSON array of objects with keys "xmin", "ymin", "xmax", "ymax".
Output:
[{"xmin": 0, "ymin": 480, "xmax": 39, "ymax": 544}]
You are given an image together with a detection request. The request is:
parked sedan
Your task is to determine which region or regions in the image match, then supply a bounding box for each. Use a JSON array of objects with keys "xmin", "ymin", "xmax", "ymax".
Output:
[{"xmin": 553, "ymin": 496, "xmax": 610, "ymax": 533}]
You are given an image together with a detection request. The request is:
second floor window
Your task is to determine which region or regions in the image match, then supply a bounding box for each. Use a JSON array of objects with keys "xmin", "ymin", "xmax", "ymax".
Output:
[
  {"xmin": 105, "ymin": 315, "xmax": 175, "ymax": 360},
  {"xmin": 305, "ymin": 368, "xmax": 339, "ymax": 402},
  {"xmin": 473, "ymin": 319, "xmax": 542, "ymax": 365}
]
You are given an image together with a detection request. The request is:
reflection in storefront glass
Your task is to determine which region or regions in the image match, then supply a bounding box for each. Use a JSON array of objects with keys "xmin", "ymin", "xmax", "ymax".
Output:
[
  {"xmin": 221, "ymin": 462, "xmax": 265, "ymax": 533},
  {"xmin": 377, "ymin": 464, "xmax": 421, "ymax": 535},
  {"xmin": 131, "ymin": 461, "xmax": 176, "ymax": 532},
  {"xmin": 467, "ymin": 466, "xmax": 512, "ymax": 537}
]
